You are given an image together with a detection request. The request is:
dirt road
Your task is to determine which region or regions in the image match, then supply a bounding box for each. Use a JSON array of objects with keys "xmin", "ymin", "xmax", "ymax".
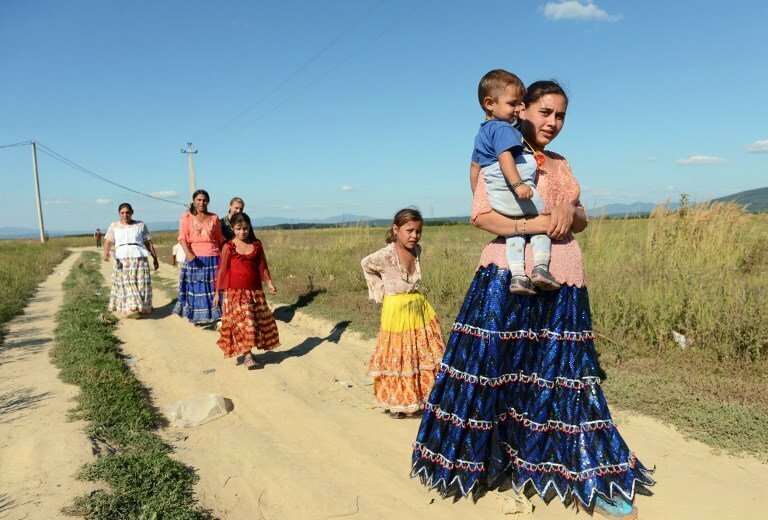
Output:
[{"xmin": 1, "ymin": 250, "xmax": 767, "ymax": 519}]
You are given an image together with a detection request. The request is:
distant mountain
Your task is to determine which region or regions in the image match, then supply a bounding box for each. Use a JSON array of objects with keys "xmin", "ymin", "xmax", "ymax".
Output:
[
  {"xmin": 713, "ymin": 186, "xmax": 768, "ymax": 212},
  {"xmin": 588, "ymin": 202, "xmax": 676, "ymax": 218}
]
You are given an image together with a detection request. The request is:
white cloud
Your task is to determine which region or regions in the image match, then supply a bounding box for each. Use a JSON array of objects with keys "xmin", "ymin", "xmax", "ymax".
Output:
[
  {"xmin": 542, "ymin": 1, "xmax": 621, "ymax": 22},
  {"xmin": 643, "ymin": 156, "xmax": 657, "ymax": 162},
  {"xmin": 149, "ymin": 190, "xmax": 179, "ymax": 198},
  {"xmin": 307, "ymin": 204, "xmax": 327, "ymax": 209},
  {"xmin": 745, "ymin": 140, "xmax": 768, "ymax": 153},
  {"xmin": 95, "ymin": 198, "xmax": 112, "ymax": 206},
  {"xmin": 340, "ymin": 185, "xmax": 353, "ymax": 192},
  {"xmin": 45, "ymin": 197, "xmax": 71, "ymax": 205},
  {"xmin": 676, "ymin": 155, "xmax": 726, "ymax": 165}
]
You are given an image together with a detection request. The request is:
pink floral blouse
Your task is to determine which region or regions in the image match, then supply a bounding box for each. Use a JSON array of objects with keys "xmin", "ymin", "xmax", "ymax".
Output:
[
  {"xmin": 177, "ymin": 212, "xmax": 223, "ymax": 257},
  {"xmin": 472, "ymin": 151, "xmax": 588, "ymax": 288},
  {"xmin": 361, "ymin": 243, "xmax": 423, "ymax": 303}
]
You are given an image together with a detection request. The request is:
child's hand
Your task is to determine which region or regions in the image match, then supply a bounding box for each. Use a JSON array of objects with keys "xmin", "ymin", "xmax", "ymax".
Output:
[
  {"xmin": 514, "ymin": 183, "xmax": 534, "ymax": 199},
  {"xmin": 185, "ymin": 253, "xmax": 196, "ymax": 263},
  {"xmin": 102, "ymin": 252, "xmax": 109, "ymax": 262},
  {"xmin": 267, "ymin": 281, "xmax": 277, "ymax": 294},
  {"xmin": 213, "ymin": 293, "xmax": 220, "ymax": 308}
]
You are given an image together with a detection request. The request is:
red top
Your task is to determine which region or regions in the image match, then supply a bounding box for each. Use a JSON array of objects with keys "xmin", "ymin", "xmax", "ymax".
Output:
[{"xmin": 215, "ymin": 240, "xmax": 270, "ymax": 291}]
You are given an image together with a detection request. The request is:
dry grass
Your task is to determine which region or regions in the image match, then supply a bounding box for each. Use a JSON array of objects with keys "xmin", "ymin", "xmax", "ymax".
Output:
[{"xmin": 150, "ymin": 206, "xmax": 768, "ymax": 457}]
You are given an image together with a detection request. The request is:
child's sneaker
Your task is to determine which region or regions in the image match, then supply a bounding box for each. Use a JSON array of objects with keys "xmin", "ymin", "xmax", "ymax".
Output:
[
  {"xmin": 531, "ymin": 266, "xmax": 561, "ymax": 291},
  {"xmin": 509, "ymin": 275, "xmax": 536, "ymax": 296}
]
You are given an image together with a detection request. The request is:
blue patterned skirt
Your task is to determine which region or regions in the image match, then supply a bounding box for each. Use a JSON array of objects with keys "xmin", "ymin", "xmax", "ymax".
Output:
[
  {"xmin": 411, "ymin": 264, "xmax": 653, "ymax": 507},
  {"xmin": 173, "ymin": 255, "xmax": 221, "ymax": 324}
]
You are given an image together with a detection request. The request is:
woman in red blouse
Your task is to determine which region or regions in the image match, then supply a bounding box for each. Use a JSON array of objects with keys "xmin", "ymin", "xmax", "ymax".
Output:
[{"xmin": 213, "ymin": 212, "xmax": 280, "ymax": 368}]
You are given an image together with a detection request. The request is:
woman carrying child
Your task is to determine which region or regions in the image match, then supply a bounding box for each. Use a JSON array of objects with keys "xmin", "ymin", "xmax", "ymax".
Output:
[
  {"xmin": 411, "ymin": 81, "xmax": 652, "ymax": 518},
  {"xmin": 213, "ymin": 212, "xmax": 280, "ymax": 369},
  {"xmin": 361, "ymin": 209, "xmax": 446, "ymax": 418}
]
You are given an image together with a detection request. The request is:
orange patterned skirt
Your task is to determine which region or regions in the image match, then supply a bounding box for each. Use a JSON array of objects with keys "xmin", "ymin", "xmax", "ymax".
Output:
[
  {"xmin": 217, "ymin": 289, "xmax": 280, "ymax": 357},
  {"xmin": 369, "ymin": 292, "xmax": 446, "ymax": 413}
]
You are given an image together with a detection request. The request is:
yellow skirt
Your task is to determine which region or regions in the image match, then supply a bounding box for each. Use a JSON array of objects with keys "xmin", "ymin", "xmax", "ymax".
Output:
[{"xmin": 369, "ymin": 292, "xmax": 446, "ymax": 413}]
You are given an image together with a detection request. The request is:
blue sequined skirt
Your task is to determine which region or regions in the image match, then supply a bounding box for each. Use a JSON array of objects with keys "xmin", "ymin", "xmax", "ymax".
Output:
[
  {"xmin": 173, "ymin": 255, "xmax": 222, "ymax": 324},
  {"xmin": 411, "ymin": 264, "xmax": 653, "ymax": 507}
]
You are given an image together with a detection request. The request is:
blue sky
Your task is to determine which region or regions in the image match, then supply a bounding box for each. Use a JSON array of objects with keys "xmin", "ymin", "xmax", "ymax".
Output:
[{"xmin": 1, "ymin": 0, "xmax": 766, "ymax": 232}]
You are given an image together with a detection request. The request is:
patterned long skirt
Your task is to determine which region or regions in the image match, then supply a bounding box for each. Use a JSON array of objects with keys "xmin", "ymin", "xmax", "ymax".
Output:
[
  {"xmin": 370, "ymin": 292, "xmax": 446, "ymax": 414},
  {"xmin": 172, "ymin": 255, "xmax": 221, "ymax": 324},
  {"xmin": 217, "ymin": 289, "xmax": 280, "ymax": 357},
  {"xmin": 108, "ymin": 257, "xmax": 153, "ymax": 316},
  {"xmin": 411, "ymin": 264, "xmax": 653, "ymax": 507}
]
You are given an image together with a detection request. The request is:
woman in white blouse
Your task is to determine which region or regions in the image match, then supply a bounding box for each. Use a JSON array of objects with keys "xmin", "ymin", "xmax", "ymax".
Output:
[{"xmin": 102, "ymin": 203, "xmax": 159, "ymax": 317}]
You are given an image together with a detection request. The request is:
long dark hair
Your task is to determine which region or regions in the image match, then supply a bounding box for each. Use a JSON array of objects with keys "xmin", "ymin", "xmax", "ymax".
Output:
[
  {"xmin": 229, "ymin": 212, "xmax": 257, "ymax": 242},
  {"xmin": 189, "ymin": 189, "xmax": 210, "ymax": 215},
  {"xmin": 523, "ymin": 80, "xmax": 568, "ymax": 107},
  {"xmin": 385, "ymin": 208, "xmax": 423, "ymax": 243}
]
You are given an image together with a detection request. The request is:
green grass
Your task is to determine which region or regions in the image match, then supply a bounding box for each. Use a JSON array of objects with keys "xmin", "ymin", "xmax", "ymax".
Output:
[
  {"xmin": 51, "ymin": 252, "xmax": 211, "ymax": 519},
  {"xmin": 0, "ymin": 239, "xmax": 69, "ymax": 342},
  {"xmin": 148, "ymin": 207, "xmax": 768, "ymax": 459},
  {"xmin": 247, "ymin": 206, "xmax": 768, "ymax": 459}
]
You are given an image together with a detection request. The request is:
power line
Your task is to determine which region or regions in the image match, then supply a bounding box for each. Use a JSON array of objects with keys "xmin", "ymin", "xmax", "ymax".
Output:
[
  {"xmin": 0, "ymin": 140, "xmax": 32, "ymax": 149},
  {"xmin": 33, "ymin": 142, "xmax": 187, "ymax": 207},
  {"xmin": 208, "ymin": 0, "xmax": 389, "ymax": 139},
  {"xmin": 220, "ymin": 0, "xmax": 430, "ymax": 139}
]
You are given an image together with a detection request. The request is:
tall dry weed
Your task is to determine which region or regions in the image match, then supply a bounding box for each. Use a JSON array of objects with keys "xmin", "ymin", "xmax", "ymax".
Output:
[{"xmin": 584, "ymin": 201, "xmax": 766, "ymax": 361}]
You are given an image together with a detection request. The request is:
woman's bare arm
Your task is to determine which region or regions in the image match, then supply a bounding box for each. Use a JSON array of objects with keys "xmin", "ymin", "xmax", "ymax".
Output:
[
  {"xmin": 472, "ymin": 211, "xmax": 551, "ymax": 236},
  {"xmin": 472, "ymin": 203, "xmax": 587, "ymax": 240}
]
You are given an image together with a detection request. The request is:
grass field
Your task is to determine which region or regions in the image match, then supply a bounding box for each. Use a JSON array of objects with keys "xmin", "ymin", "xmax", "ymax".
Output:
[
  {"xmin": 158, "ymin": 203, "xmax": 766, "ymax": 458},
  {"xmin": 3, "ymin": 205, "xmax": 766, "ymax": 461},
  {"xmin": 0, "ymin": 235, "xmax": 91, "ymax": 342}
]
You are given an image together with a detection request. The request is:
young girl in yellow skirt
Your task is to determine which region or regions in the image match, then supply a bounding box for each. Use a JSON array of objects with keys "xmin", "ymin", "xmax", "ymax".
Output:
[{"xmin": 361, "ymin": 208, "xmax": 446, "ymax": 418}]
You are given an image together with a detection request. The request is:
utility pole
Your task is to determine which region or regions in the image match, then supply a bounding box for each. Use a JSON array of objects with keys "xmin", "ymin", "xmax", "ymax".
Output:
[
  {"xmin": 30, "ymin": 141, "xmax": 46, "ymax": 243},
  {"xmin": 181, "ymin": 142, "xmax": 197, "ymax": 198}
]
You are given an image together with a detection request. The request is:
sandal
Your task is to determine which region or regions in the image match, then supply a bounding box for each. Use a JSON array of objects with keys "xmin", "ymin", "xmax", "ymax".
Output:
[{"xmin": 243, "ymin": 353, "xmax": 257, "ymax": 369}]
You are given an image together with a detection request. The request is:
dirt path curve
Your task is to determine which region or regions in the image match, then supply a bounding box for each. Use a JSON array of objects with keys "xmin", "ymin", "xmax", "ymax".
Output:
[
  {"xmin": 96, "ymin": 258, "xmax": 768, "ymax": 520},
  {"xmin": 0, "ymin": 250, "xmax": 95, "ymax": 519}
]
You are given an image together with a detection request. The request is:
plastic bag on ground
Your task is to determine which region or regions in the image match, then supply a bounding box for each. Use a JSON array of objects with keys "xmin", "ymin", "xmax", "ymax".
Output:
[{"xmin": 165, "ymin": 393, "xmax": 231, "ymax": 427}]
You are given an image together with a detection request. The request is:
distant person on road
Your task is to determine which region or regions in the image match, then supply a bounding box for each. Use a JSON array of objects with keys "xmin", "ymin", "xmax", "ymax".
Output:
[
  {"xmin": 173, "ymin": 189, "xmax": 224, "ymax": 325},
  {"xmin": 94, "ymin": 228, "xmax": 103, "ymax": 248},
  {"xmin": 360, "ymin": 208, "xmax": 445, "ymax": 418},
  {"xmin": 102, "ymin": 203, "xmax": 158, "ymax": 318},
  {"xmin": 219, "ymin": 197, "xmax": 245, "ymax": 242},
  {"xmin": 213, "ymin": 212, "xmax": 279, "ymax": 369}
]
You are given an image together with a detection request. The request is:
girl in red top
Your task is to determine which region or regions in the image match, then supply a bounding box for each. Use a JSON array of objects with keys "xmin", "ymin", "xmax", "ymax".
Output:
[{"xmin": 213, "ymin": 212, "xmax": 280, "ymax": 368}]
